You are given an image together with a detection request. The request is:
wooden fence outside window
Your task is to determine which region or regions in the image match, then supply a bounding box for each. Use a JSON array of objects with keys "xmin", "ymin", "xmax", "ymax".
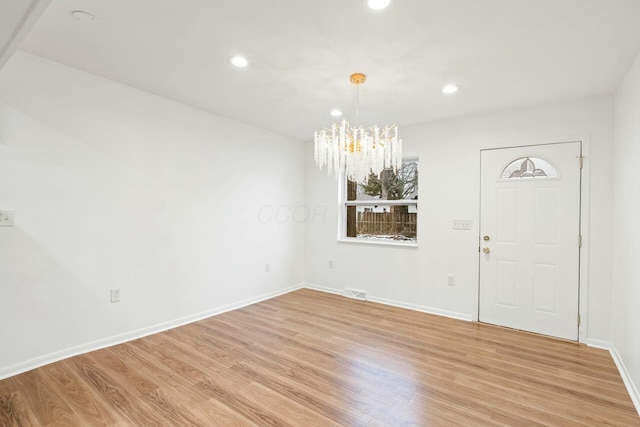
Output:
[{"xmin": 356, "ymin": 212, "xmax": 417, "ymax": 238}]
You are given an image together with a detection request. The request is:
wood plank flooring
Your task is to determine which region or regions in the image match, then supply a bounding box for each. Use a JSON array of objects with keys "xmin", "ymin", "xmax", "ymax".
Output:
[{"xmin": 1, "ymin": 288, "xmax": 638, "ymax": 426}]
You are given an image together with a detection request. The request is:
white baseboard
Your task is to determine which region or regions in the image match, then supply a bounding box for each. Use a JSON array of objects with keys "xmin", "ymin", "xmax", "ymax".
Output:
[
  {"xmin": 303, "ymin": 283, "xmax": 473, "ymax": 322},
  {"xmin": 585, "ymin": 339, "xmax": 639, "ymax": 415},
  {"xmin": 366, "ymin": 295, "xmax": 473, "ymax": 322},
  {"xmin": 303, "ymin": 283, "xmax": 344, "ymax": 296},
  {"xmin": 610, "ymin": 345, "xmax": 640, "ymax": 416},
  {"xmin": 0, "ymin": 284, "xmax": 303, "ymax": 380},
  {"xmin": 586, "ymin": 338, "xmax": 612, "ymax": 350}
]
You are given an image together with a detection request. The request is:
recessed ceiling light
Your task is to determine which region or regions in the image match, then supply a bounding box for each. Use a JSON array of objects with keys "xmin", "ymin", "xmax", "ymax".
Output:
[
  {"xmin": 71, "ymin": 10, "xmax": 98, "ymax": 23},
  {"xmin": 230, "ymin": 56, "xmax": 249, "ymax": 68},
  {"xmin": 442, "ymin": 84, "xmax": 459, "ymax": 94},
  {"xmin": 330, "ymin": 109, "xmax": 343, "ymax": 117},
  {"xmin": 367, "ymin": 0, "xmax": 391, "ymax": 10}
]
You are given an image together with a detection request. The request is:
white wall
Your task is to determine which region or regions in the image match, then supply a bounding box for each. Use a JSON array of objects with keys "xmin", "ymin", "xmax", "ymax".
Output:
[
  {"xmin": 305, "ymin": 96, "xmax": 614, "ymax": 343},
  {"xmin": 0, "ymin": 49, "xmax": 624, "ymax": 389},
  {"xmin": 0, "ymin": 52, "xmax": 305, "ymax": 377},
  {"xmin": 612, "ymin": 49, "xmax": 640, "ymax": 409}
]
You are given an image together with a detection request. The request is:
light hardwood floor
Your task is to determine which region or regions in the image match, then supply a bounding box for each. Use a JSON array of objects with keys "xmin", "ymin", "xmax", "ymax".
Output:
[{"xmin": 0, "ymin": 288, "xmax": 638, "ymax": 426}]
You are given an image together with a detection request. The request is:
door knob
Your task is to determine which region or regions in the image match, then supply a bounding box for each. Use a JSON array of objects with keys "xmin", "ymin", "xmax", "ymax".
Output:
[{"xmin": 482, "ymin": 247, "xmax": 491, "ymax": 254}]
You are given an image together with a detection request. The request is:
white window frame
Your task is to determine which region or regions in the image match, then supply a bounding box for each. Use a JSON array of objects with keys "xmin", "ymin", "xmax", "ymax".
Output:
[{"xmin": 337, "ymin": 158, "xmax": 418, "ymax": 247}]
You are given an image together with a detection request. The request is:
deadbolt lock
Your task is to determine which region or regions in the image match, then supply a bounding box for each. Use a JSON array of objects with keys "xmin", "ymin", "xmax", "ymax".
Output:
[{"xmin": 483, "ymin": 235, "xmax": 490, "ymax": 241}]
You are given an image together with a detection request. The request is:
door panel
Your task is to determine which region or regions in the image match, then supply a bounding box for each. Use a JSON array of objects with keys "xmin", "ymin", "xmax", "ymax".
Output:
[{"xmin": 479, "ymin": 142, "xmax": 581, "ymax": 340}]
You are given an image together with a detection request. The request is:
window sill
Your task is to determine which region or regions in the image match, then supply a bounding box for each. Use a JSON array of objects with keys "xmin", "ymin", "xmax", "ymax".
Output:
[{"xmin": 338, "ymin": 237, "xmax": 418, "ymax": 248}]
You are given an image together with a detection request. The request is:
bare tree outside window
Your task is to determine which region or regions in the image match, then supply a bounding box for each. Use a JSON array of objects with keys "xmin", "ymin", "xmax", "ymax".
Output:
[{"xmin": 344, "ymin": 161, "xmax": 418, "ymax": 242}]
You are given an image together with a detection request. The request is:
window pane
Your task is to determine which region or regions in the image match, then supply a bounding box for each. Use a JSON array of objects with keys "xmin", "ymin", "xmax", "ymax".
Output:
[
  {"xmin": 351, "ymin": 161, "xmax": 418, "ymax": 201},
  {"xmin": 344, "ymin": 161, "xmax": 418, "ymax": 242},
  {"xmin": 356, "ymin": 205, "xmax": 417, "ymax": 242},
  {"xmin": 500, "ymin": 157, "xmax": 558, "ymax": 180},
  {"xmin": 346, "ymin": 180, "xmax": 357, "ymax": 237}
]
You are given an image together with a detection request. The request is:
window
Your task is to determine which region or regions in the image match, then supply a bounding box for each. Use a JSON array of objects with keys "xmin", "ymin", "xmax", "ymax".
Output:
[
  {"xmin": 500, "ymin": 157, "xmax": 558, "ymax": 180},
  {"xmin": 341, "ymin": 160, "xmax": 418, "ymax": 244}
]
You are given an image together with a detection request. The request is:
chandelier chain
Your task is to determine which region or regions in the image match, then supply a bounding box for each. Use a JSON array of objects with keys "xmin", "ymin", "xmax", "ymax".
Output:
[{"xmin": 356, "ymin": 84, "xmax": 360, "ymax": 126}]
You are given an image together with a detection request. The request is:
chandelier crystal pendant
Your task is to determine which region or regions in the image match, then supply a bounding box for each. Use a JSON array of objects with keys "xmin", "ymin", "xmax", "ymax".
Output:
[{"xmin": 313, "ymin": 73, "xmax": 402, "ymax": 182}]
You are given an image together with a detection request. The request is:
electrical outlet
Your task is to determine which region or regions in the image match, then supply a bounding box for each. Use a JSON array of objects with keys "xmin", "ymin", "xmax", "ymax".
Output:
[
  {"xmin": 0, "ymin": 210, "xmax": 15, "ymax": 227},
  {"xmin": 328, "ymin": 260, "xmax": 334, "ymax": 269},
  {"xmin": 110, "ymin": 288, "xmax": 120, "ymax": 303},
  {"xmin": 447, "ymin": 275, "xmax": 455, "ymax": 286},
  {"xmin": 265, "ymin": 263, "xmax": 270, "ymax": 273}
]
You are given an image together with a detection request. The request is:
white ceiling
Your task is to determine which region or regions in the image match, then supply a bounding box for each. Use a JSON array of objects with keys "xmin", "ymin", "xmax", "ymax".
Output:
[
  {"xmin": 9, "ymin": 0, "xmax": 640, "ymax": 141},
  {"xmin": 0, "ymin": 0, "xmax": 49, "ymax": 69}
]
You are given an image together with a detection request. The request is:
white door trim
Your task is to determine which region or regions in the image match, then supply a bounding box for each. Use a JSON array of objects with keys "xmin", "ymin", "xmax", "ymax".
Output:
[
  {"xmin": 472, "ymin": 138, "xmax": 590, "ymax": 344},
  {"xmin": 578, "ymin": 137, "xmax": 591, "ymax": 344}
]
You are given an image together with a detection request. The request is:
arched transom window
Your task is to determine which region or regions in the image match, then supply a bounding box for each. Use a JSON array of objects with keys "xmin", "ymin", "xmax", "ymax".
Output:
[{"xmin": 500, "ymin": 157, "xmax": 558, "ymax": 180}]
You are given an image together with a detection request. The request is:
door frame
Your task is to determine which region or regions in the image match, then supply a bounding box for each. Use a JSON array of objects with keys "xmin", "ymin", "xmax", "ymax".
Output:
[{"xmin": 473, "ymin": 138, "xmax": 590, "ymax": 343}]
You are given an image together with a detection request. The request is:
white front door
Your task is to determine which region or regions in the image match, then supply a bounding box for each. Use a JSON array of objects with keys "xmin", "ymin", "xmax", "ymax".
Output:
[{"xmin": 479, "ymin": 142, "xmax": 582, "ymax": 340}]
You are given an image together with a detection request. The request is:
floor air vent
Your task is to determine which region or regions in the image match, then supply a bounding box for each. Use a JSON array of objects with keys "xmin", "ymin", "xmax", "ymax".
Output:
[{"xmin": 344, "ymin": 288, "xmax": 367, "ymax": 301}]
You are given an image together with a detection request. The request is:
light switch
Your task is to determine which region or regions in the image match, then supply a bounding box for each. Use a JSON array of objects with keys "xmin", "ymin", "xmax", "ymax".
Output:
[{"xmin": 452, "ymin": 219, "xmax": 472, "ymax": 230}]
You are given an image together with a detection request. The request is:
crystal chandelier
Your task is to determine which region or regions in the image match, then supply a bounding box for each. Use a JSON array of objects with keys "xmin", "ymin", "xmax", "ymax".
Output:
[{"xmin": 314, "ymin": 73, "xmax": 402, "ymax": 182}]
